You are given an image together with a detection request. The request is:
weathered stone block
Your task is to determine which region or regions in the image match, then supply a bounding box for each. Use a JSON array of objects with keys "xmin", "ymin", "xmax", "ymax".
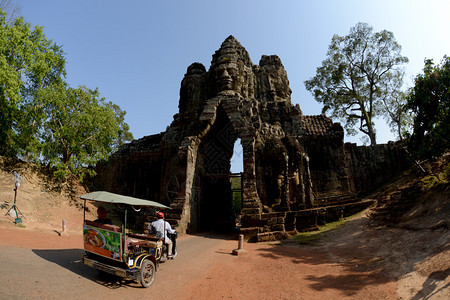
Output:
[
  {"xmin": 272, "ymin": 231, "xmax": 288, "ymax": 240},
  {"xmin": 240, "ymin": 227, "xmax": 259, "ymax": 240},
  {"xmin": 285, "ymin": 212, "xmax": 296, "ymax": 231},
  {"xmin": 241, "ymin": 214, "xmax": 261, "ymax": 227},
  {"xmin": 257, "ymin": 232, "xmax": 276, "ymax": 242},
  {"xmin": 285, "ymin": 230, "xmax": 297, "ymax": 236},
  {"xmin": 266, "ymin": 217, "xmax": 277, "ymax": 226},
  {"xmin": 241, "ymin": 208, "xmax": 260, "ymax": 214},
  {"xmin": 261, "ymin": 212, "xmax": 283, "ymax": 219},
  {"xmin": 257, "ymin": 231, "xmax": 289, "ymax": 242},
  {"xmin": 242, "ymin": 201, "xmax": 260, "ymax": 208},
  {"xmin": 270, "ymin": 224, "xmax": 285, "ymax": 231},
  {"xmin": 295, "ymin": 210, "xmax": 318, "ymax": 231}
]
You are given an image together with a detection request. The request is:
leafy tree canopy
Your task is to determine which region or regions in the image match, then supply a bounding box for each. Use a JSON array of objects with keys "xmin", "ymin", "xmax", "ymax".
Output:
[
  {"xmin": 39, "ymin": 84, "xmax": 127, "ymax": 180},
  {"xmin": 408, "ymin": 56, "xmax": 449, "ymax": 158},
  {"xmin": 0, "ymin": 9, "xmax": 133, "ymax": 181},
  {"xmin": 0, "ymin": 10, "xmax": 65, "ymax": 156},
  {"xmin": 305, "ymin": 22, "xmax": 408, "ymax": 145}
]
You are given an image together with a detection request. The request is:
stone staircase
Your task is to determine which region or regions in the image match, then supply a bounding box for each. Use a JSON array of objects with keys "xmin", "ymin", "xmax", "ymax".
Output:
[
  {"xmin": 160, "ymin": 190, "xmax": 378, "ymax": 241},
  {"xmin": 313, "ymin": 193, "xmax": 360, "ymax": 207},
  {"xmin": 369, "ymin": 183, "xmax": 422, "ymax": 226},
  {"xmin": 241, "ymin": 195, "xmax": 376, "ymax": 242}
]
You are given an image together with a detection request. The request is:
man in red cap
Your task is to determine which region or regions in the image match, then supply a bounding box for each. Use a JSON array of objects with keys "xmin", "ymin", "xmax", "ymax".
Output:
[{"xmin": 149, "ymin": 212, "xmax": 176, "ymax": 258}]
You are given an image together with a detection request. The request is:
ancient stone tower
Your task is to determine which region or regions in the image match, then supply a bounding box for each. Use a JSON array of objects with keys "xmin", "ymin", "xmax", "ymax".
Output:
[{"xmin": 95, "ymin": 36, "xmax": 405, "ymax": 241}]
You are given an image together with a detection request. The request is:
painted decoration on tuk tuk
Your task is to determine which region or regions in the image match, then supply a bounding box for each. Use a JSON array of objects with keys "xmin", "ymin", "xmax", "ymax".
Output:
[{"xmin": 83, "ymin": 225, "xmax": 122, "ymax": 260}]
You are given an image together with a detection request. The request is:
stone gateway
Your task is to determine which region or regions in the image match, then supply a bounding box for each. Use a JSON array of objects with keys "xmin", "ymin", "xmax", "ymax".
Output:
[{"xmin": 95, "ymin": 36, "xmax": 406, "ymax": 241}]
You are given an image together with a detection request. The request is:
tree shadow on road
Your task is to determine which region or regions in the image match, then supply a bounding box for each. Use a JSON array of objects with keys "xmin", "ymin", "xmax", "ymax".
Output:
[
  {"xmin": 32, "ymin": 249, "xmax": 137, "ymax": 289},
  {"xmin": 256, "ymin": 243, "xmax": 331, "ymax": 266},
  {"xmin": 187, "ymin": 231, "xmax": 240, "ymax": 241},
  {"xmin": 304, "ymin": 270, "xmax": 392, "ymax": 297},
  {"xmin": 254, "ymin": 214, "xmax": 449, "ymax": 297},
  {"xmin": 410, "ymin": 269, "xmax": 450, "ymax": 300}
]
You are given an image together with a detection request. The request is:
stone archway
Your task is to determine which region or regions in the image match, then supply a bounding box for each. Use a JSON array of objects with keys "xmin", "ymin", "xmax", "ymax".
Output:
[
  {"xmin": 193, "ymin": 105, "xmax": 239, "ymax": 232},
  {"xmin": 94, "ymin": 35, "xmax": 398, "ymax": 241}
]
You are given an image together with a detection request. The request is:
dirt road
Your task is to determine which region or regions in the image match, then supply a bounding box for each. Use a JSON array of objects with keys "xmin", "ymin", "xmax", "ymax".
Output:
[
  {"xmin": 0, "ymin": 221, "xmax": 401, "ymax": 300},
  {"xmin": 1, "ymin": 156, "xmax": 449, "ymax": 299},
  {"xmin": 0, "ymin": 209, "xmax": 448, "ymax": 299},
  {"xmin": 0, "ymin": 229, "xmax": 237, "ymax": 300}
]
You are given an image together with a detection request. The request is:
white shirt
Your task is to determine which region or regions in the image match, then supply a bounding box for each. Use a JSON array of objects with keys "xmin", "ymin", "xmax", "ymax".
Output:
[{"xmin": 150, "ymin": 219, "xmax": 175, "ymax": 243}]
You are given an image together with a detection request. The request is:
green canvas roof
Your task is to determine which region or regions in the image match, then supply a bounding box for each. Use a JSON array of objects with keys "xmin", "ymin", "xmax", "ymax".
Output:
[{"xmin": 80, "ymin": 191, "xmax": 170, "ymax": 209}]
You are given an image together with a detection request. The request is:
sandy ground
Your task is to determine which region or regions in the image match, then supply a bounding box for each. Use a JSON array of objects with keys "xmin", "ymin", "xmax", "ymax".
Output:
[
  {"xmin": 1, "ymin": 208, "xmax": 448, "ymax": 299},
  {"xmin": 0, "ymin": 160, "xmax": 448, "ymax": 299},
  {"xmin": 0, "ymin": 219, "xmax": 398, "ymax": 300}
]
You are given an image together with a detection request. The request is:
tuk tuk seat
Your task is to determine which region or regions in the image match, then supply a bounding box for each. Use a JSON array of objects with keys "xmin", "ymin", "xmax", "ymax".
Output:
[
  {"xmin": 126, "ymin": 236, "xmax": 162, "ymax": 252},
  {"xmin": 84, "ymin": 220, "xmax": 122, "ymax": 232}
]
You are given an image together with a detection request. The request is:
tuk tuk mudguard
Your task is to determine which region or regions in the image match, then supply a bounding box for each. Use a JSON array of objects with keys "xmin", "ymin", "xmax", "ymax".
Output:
[{"xmin": 133, "ymin": 254, "xmax": 158, "ymax": 270}]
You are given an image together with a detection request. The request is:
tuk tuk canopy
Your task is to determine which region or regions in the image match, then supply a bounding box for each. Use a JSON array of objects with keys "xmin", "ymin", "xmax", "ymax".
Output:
[{"xmin": 80, "ymin": 191, "xmax": 170, "ymax": 209}]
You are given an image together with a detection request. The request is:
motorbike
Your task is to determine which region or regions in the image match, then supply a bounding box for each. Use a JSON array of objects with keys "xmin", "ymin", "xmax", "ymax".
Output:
[{"xmin": 80, "ymin": 191, "xmax": 176, "ymax": 288}]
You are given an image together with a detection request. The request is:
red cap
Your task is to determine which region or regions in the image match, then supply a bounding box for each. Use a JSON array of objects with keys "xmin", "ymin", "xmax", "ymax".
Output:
[{"xmin": 157, "ymin": 212, "xmax": 164, "ymax": 219}]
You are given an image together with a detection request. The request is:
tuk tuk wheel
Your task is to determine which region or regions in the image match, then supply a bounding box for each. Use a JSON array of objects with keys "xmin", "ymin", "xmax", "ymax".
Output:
[{"xmin": 139, "ymin": 260, "xmax": 156, "ymax": 288}]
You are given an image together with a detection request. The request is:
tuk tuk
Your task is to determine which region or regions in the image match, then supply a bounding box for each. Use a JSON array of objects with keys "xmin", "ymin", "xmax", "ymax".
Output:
[{"xmin": 80, "ymin": 191, "xmax": 171, "ymax": 288}]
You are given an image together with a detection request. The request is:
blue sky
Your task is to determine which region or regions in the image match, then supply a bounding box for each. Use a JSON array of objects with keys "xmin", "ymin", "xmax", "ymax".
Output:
[{"xmin": 16, "ymin": 0, "xmax": 450, "ymax": 147}]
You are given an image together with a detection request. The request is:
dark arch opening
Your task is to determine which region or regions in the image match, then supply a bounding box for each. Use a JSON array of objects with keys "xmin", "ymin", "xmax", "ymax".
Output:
[{"xmin": 193, "ymin": 106, "xmax": 239, "ymax": 232}]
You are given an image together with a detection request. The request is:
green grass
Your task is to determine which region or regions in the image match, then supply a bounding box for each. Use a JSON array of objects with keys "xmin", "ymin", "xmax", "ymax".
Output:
[
  {"xmin": 231, "ymin": 177, "xmax": 241, "ymax": 189},
  {"xmin": 290, "ymin": 216, "xmax": 354, "ymax": 245}
]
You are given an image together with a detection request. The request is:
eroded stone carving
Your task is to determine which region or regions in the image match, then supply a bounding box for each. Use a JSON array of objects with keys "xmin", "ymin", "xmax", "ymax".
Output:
[{"xmin": 94, "ymin": 35, "xmax": 406, "ymax": 240}]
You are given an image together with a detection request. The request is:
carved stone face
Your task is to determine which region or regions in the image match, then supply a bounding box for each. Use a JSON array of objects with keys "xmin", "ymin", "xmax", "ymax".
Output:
[
  {"xmin": 214, "ymin": 60, "xmax": 240, "ymax": 93},
  {"xmin": 258, "ymin": 55, "xmax": 292, "ymax": 101}
]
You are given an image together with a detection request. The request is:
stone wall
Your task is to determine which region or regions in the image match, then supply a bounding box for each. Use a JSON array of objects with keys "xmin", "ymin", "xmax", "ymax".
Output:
[
  {"xmin": 94, "ymin": 134, "xmax": 164, "ymax": 201},
  {"xmin": 242, "ymin": 199, "xmax": 376, "ymax": 242},
  {"xmin": 94, "ymin": 36, "xmax": 409, "ymax": 240},
  {"xmin": 345, "ymin": 142, "xmax": 409, "ymax": 195}
]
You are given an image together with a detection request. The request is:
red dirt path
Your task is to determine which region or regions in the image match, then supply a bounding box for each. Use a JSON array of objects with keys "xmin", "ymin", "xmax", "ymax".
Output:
[
  {"xmin": 0, "ymin": 217, "xmax": 399, "ymax": 300},
  {"xmin": 0, "ymin": 161, "xmax": 448, "ymax": 299}
]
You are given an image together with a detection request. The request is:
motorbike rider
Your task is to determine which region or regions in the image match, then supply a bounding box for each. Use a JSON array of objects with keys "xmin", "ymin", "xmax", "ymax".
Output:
[{"xmin": 149, "ymin": 212, "xmax": 177, "ymax": 258}]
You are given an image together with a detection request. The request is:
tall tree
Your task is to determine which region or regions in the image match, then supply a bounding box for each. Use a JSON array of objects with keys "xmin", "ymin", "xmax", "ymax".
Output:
[
  {"xmin": 379, "ymin": 72, "xmax": 412, "ymax": 141},
  {"xmin": 0, "ymin": 10, "xmax": 65, "ymax": 156},
  {"xmin": 408, "ymin": 56, "xmax": 449, "ymax": 158},
  {"xmin": 1, "ymin": 9, "xmax": 134, "ymax": 181},
  {"xmin": 39, "ymin": 84, "xmax": 121, "ymax": 180},
  {"xmin": 305, "ymin": 22, "xmax": 408, "ymax": 145}
]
